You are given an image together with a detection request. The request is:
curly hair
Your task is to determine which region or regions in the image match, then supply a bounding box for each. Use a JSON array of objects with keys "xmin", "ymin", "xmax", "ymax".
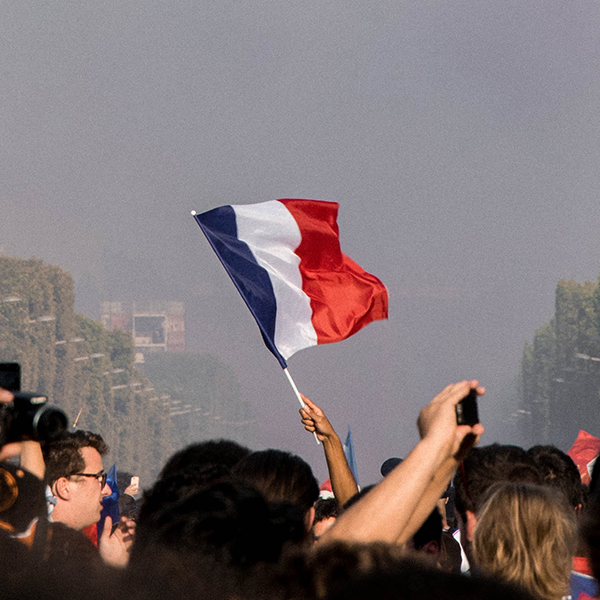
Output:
[
  {"xmin": 472, "ymin": 482, "xmax": 576, "ymax": 600},
  {"xmin": 43, "ymin": 430, "xmax": 108, "ymax": 487}
]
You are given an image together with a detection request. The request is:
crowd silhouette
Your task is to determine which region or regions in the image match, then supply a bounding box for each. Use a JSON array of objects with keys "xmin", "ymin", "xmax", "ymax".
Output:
[{"xmin": 1, "ymin": 379, "xmax": 599, "ymax": 600}]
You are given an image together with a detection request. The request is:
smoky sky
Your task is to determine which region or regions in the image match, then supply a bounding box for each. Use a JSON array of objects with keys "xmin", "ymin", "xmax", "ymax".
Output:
[{"xmin": 2, "ymin": 0, "xmax": 600, "ymax": 483}]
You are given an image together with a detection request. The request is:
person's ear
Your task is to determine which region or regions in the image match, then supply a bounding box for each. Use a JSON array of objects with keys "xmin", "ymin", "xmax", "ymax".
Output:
[
  {"xmin": 54, "ymin": 477, "xmax": 72, "ymax": 501},
  {"xmin": 304, "ymin": 505, "xmax": 316, "ymax": 532},
  {"xmin": 466, "ymin": 509, "xmax": 478, "ymax": 542},
  {"xmin": 421, "ymin": 540, "xmax": 440, "ymax": 557}
]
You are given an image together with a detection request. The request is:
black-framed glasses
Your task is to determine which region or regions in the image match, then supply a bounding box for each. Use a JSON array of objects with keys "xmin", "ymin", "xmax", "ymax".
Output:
[{"xmin": 72, "ymin": 470, "xmax": 107, "ymax": 487}]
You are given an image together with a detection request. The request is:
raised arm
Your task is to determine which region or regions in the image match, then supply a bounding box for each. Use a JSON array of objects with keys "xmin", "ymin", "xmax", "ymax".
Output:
[
  {"xmin": 322, "ymin": 380, "xmax": 484, "ymax": 545},
  {"xmin": 395, "ymin": 381, "xmax": 485, "ymax": 544},
  {"xmin": 300, "ymin": 395, "xmax": 359, "ymax": 507}
]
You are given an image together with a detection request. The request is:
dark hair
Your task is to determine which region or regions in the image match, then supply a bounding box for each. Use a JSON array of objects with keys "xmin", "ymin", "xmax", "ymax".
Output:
[
  {"xmin": 326, "ymin": 563, "xmax": 535, "ymax": 600},
  {"xmin": 527, "ymin": 445, "xmax": 584, "ymax": 509},
  {"xmin": 138, "ymin": 463, "xmax": 230, "ymax": 526},
  {"xmin": 276, "ymin": 542, "xmax": 533, "ymax": 600},
  {"xmin": 232, "ymin": 449, "xmax": 319, "ymax": 513},
  {"xmin": 303, "ymin": 541, "xmax": 408, "ymax": 599},
  {"xmin": 159, "ymin": 439, "xmax": 250, "ymax": 480},
  {"xmin": 413, "ymin": 508, "xmax": 442, "ymax": 551},
  {"xmin": 131, "ymin": 480, "xmax": 305, "ymax": 573},
  {"xmin": 314, "ymin": 497, "xmax": 339, "ymax": 522},
  {"xmin": 42, "ymin": 430, "xmax": 108, "ymax": 487},
  {"xmin": 454, "ymin": 444, "xmax": 542, "ymax": 519}
]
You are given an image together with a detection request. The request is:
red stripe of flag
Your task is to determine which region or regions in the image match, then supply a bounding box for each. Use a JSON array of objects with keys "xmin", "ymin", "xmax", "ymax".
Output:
[{"xmin": 279, "ymin": 199, "xmax": 388, "ymax": 344}]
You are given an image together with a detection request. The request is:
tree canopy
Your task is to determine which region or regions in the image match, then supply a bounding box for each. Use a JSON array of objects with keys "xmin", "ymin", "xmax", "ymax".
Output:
[
  {"xmin": 0, "ymin": 256, "xmax": 172, "ymax": 484},
  {"xmin": 520, "ymin": 278, "xmax": 600, "ymax": 449}
]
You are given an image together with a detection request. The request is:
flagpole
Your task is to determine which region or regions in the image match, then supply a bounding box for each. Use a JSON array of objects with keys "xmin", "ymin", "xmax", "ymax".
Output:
[{"xmin": 283, "ymin": 367, "xmax": 320, "ymax": 445}]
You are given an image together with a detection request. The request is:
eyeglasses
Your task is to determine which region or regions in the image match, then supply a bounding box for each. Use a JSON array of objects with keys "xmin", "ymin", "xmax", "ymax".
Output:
[{"xmin": 72, "ymin": 470, "xmax": 108, "ymax": 487}]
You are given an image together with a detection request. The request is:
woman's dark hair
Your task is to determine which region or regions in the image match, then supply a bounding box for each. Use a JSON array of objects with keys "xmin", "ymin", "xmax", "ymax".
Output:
[{"xmin": 232, "ymin": 449, "xmax": 319, "ymax": 513}]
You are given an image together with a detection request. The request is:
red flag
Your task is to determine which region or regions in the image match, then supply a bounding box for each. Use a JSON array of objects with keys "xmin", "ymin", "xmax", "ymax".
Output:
[
  {"xmin": 319, "ymin": 477, "xmax": 333, "ymax": 498},
  {"xmin": 567, "ymin": 430, "xmax": 600, "ymax": 484}
]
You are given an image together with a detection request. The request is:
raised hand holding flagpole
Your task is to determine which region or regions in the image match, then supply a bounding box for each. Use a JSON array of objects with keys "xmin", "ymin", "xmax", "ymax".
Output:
[
  {"xmin": 282, "ymin": 367, "xmax": 320, "ymax": 444},
  {"xmin": 193, "ymin": 199, "xmax": 388, "ymax": 442}
]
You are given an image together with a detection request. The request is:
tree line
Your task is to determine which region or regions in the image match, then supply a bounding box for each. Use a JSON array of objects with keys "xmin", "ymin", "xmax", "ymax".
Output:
[
  {"xmin": 0, "ymin": 256, "xmax": 255, "ymax": 484},
  {"xmin": 520, "ymin": 277, "xmax": 600, "ymax": 449}
]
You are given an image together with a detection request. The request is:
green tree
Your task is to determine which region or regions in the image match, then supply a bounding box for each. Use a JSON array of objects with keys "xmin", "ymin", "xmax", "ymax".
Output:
[
  {"xmin": 0, "ymin": 256, "xmax": 173, "ymax": 485},
  {"xmin": 520, "ymin": 277, "xmax": 600, "ymax": 449}
]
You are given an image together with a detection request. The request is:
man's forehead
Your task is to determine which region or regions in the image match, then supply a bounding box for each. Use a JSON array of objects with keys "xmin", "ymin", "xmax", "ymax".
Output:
[{"xmin": 80, "ymin": 446, "xmax": 103, "ymax": 471}]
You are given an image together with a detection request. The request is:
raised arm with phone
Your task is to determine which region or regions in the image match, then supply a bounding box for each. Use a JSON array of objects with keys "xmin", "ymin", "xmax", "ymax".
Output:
[{"xmin": 321, "ymin": 380, "xmax": 484, "ymax": 545}]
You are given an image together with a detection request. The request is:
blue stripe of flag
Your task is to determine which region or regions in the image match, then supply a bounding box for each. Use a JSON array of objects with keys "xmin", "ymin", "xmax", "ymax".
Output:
[
  {"xmin": 194, "ymin": 206, "xmax": 287, "ymax": 367},
  {"xmin": 343, "ymin": 426, "xmax": 359, "ymax": 486}
]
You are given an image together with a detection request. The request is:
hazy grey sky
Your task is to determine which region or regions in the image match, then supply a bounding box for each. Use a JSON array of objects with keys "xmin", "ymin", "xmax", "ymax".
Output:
[{"xmin": 2, "ymin": 0, "xmax": 600, "ymax": 482}]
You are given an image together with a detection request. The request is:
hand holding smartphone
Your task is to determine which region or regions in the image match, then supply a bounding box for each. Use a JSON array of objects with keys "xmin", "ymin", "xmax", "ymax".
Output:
[{"xmin": 455, "ymin": 389, "xmax": 479, "ymax": 426}]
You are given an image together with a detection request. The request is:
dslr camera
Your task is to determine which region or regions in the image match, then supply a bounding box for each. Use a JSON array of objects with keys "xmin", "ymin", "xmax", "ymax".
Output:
[
  {"xmin": 0, "ymin": 362, "xmax": 68, "ymax": 447},
  {"xmin": 0, "ymin": 393, "xmax": 68, "ymax": 446}
]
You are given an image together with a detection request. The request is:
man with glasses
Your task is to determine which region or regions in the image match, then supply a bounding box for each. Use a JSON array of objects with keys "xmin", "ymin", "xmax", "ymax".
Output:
[
  {"xmin": 44, "ymin": 430, "xmax": 135, "ymax": 566},
  {"xmin": 44, "ymin": 430, "xmax": 111, "ymax": 531}
]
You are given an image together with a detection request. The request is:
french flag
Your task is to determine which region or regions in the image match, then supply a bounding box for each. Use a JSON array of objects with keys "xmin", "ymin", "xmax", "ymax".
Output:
[{"xmin": 194, "ymin": 199, "xmax": 388, "ymax": 368}]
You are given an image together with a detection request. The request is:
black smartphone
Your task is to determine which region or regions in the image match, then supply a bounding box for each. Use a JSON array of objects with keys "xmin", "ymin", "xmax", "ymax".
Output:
[
  {"xmin": 455, "ymin": 389, "xmax": 479, "ymax": 426},
  {"xmin": 0, "ymin": 363, "xmax": 21, "ymax": 392}
]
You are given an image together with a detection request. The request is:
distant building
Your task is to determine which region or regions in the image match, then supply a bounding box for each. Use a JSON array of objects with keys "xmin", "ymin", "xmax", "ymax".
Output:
[{"xmin": 100, "ymin": 301, "xmax": 184, "ymax": 363}]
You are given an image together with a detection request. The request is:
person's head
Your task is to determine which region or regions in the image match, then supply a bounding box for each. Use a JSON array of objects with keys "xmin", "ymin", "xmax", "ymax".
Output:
[
  {"xmin": 232, "ymin": 449, "xmax": 319, "ymax": 530},
  {"xmin": 472, "ymin": 482, "xmax": 577, "ymax": 600},
  {"xmin": 454, "ymin": 444, "xmax": 542, "ymax": 547},
  {"xmin": 130, "ymin": 479, "xmax": 306, "ymax": 590},
  {"xmin": 159, "ymin": 439, "xmax": 250, "ymax": 480},
  {"xmin": 138, "ymin": 462, "xmax": 230, "ymax": 527},
  {"xmin": 304, "ymin": 541, "xmax": 408, "ymax": 599},
  {"xmin": 312, "ymin": 498, "xmax": 339, "ymax": 542},
  {"xmin": 411, "ymin": 508, "xmax": 442, "ymax": 560},
  {"xmin": 380, "ymin": 457, "xmax": 403, "ymax": 478},
  {"xmin": 295, "ymin": 541, "xmax": 535, "ymax": 600},
  {"xmin": 527, "ymin": 445, "xmax": 584, "ymax": 512},
  {"xmin": 325, "ymin": 561, "xmax": 536, "ymax": 600},
  {"xmin": 43, "ymin": 430, "xmax": 110, "ymax": 530}
]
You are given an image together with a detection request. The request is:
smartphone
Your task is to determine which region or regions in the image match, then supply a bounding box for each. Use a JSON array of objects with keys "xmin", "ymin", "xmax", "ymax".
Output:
[
  {"xmin": 0, "ymin": 363, "xmax": 21, "ymax": 392},
  {"xmin": 131, "ymin": 476, "xmax": 140, "ymax": 487},
  {"xmin": 456, "ymin": 389, "xmax": 479, "ymax": 426}
]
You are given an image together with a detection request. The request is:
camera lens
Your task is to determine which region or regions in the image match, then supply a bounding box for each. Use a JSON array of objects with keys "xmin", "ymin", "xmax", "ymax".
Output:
[{"xmin": 33, "ymin": 405, "xmax": 68, "ymax": 442}]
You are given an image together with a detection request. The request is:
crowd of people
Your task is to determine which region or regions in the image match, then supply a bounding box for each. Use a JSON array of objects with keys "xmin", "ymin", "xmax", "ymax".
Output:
[{"xmin": 1, "ymin": 379, "xmax": 600, "ymax": 600}]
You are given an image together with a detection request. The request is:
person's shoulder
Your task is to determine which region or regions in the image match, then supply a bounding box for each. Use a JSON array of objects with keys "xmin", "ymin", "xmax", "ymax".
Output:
[
  {"xmin": 570, "ymin": 568, "xmax": 599, "ymax": 600},
  {"xmin": 46, "ymin": 522, "xmax": 101, "ymax": 563}
]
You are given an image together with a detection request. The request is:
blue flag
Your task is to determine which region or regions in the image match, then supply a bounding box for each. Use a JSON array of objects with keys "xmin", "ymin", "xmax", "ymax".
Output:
[
  {"xmin": 343, "ymin": 427, "xmax": 359, "ymax": 487},
  {"xmin": 98, "ymin": 463, "xmax": 119, "ymax": 538}
]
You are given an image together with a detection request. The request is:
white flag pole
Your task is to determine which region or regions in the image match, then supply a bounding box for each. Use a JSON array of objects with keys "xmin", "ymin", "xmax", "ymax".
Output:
[{"xmin": 283, "ymin": 367, "xmax": 320, "ymax": 445}]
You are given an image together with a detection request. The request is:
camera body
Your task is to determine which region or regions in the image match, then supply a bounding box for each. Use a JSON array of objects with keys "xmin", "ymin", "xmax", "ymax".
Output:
[{"xmin": 0, "ymin": 392, "xmax": 68, "ymax": 446}]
